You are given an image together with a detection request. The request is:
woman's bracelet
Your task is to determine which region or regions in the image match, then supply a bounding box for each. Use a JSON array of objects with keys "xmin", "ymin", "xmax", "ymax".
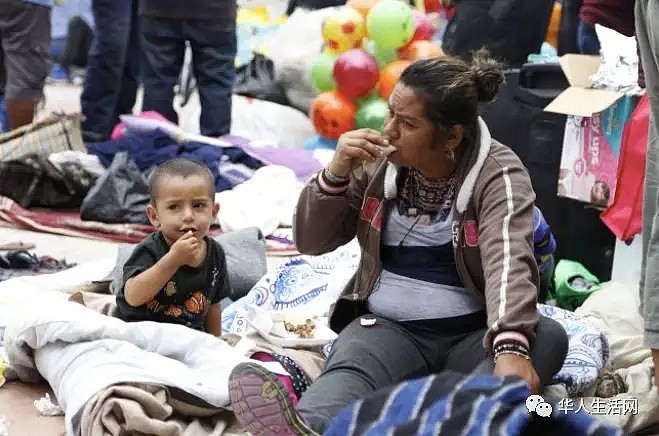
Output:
[
  {"xmin": 492, "ymin": 341, "xmax": 530, "ymax": 363},
  {"xmin": 493, "ymin": 350, "xmax": 531, "ymax": 363},
  {"xmin": 493, "ymin": 341, "xmax": 529, "ymax": 354},
  {"xmin": 324, "ymin": 167, "xmax": 350, "ymax": 185}
]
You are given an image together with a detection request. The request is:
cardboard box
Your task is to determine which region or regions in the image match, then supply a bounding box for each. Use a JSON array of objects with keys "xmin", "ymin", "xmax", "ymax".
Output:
[{"xmin": 545, "ymin": 54, "xmax": 639, "ymax": 208}]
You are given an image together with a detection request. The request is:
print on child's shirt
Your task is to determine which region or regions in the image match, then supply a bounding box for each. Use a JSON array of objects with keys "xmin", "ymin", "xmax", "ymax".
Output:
[{"xmin": 146, "ymin": 280, "xmax": 212, "ymax": 320}]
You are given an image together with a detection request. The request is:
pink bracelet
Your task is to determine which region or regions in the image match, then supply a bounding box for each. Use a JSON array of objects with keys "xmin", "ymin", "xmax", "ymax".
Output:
[{"xmin": 493, "ymin": 331, "xmax": 530, "ymax": 348}]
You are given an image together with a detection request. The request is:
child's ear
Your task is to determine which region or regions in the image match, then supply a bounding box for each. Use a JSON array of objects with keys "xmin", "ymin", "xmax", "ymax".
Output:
[
  {"xmin": 212, "ymin": 202, "xmax": 220, "ymax": 219},
  {"xmin": 146, "ymin": 203, "xmax": 160, "ymax": 227}
]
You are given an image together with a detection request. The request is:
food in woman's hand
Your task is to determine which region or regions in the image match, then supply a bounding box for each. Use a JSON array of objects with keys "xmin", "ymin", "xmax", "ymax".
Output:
[
  {"xmin": 284, "ymin": 319, "xmax": 317, "ymax": 338},
  {"xmin": 379, "ymin": 139, "xmax": 396, "ymax": 156},
  {"xmin": 379, "ymin": 144, "xmax": 397, "ymax": 155}
]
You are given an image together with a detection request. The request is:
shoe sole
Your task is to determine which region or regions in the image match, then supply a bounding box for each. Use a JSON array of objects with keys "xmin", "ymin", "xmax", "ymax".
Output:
[{"xmin": 229, "ymin": 362, "xmax": 314, "ymax": 436}]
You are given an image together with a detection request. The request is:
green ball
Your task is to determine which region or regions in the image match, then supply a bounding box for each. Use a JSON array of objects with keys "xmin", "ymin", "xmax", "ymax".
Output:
[
  {"xmin": 363, "ymin": 39, "xmax": 397, "ymax": 69},
  {"xmin": 310, "ymin": 52, "xmax": 338, "ymax": 93},
  {"xmin": 356, "ymin": 98, "xmax": 389, "ymax": 131},
  {"xmin": 366, "ymin": 0, "xmax": 415, "ymax": 50}
]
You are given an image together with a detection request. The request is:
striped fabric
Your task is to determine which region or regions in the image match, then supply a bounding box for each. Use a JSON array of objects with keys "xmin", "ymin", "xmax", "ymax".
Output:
[
  {"xmin": 0, "ymin": 114, "xmax": 85, "ymax": 162},
  {"xmin": 325, "ymin": 371, "xmax": 622, "ymax": 436}
]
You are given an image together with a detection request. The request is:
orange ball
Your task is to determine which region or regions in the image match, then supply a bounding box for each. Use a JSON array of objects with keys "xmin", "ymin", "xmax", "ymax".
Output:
[
  {"xmin": 379, "ymin": 60, "xmax": 411, "ymax": 100},
  {"xmin": 346, "ymin": 0, "xmax": 380, "ymax": 18},
  {"xmin": 309, "ymin": 91, "xmax": 357, "ymax": 139},
  {"xmin": 398, "ymin": 40, "xmax": 444, "ymax": 61}
]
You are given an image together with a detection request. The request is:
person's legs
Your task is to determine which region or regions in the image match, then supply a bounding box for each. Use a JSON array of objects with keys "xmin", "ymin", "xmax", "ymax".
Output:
[
  {"xmin": 557, "ymin": 0, "xmax": 582, "ymax": 55},
  {"xmin": 184, "ymin": 18, "xmax": 236, "ymax": 136},
  {"xmin": 115, "ymin": 0, "xmax": 140, "ymax": 117},
  {"xmin": 1, "ymin": 0, "xmax": 50, "ymax": 129},
  {"xmin": 61, "ymin": 16, "xmax": 93, "ymax": 70},
  {"xmin": 139, "ymin": 17, "xmax": 185, "ymax": 126},
  {"xmin": 637, "ymin": 0, "xmax": 659, "ymax": 354},
  {"xmin": 577, "ymin": 20, "xmax": 601, "ymax": 55},
  {"xmin": 444, "ymin": 315, "xmax": 568, "ymax": 388},
  {"xmin": 80, "ymin": 0, "xmax": 136, "ymax": 141},
  {"xmin": 230, "ymin": 316, "xmax": 440, "ymax": 435}
]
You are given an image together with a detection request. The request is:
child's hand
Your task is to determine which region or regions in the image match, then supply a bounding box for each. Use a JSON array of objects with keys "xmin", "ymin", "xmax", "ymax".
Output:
[{"xmin": 169, "ymin": 231, "xmax": 201, "ymax": 267}]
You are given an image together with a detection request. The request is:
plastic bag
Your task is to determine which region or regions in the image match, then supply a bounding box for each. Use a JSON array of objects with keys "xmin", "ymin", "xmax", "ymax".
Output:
[
  {"xmin": 263, "ymin": 8, "xmax": 335, "ymax": 112},
  {"xmin": 234, "ymin": 53, "xmax": 289, "ymax": 105},
  {"xmin": 80, "ymin": 152, "xmax": 150, "ymax": 224},
  {"xmin": 601, "ymin": 93, "xmax": 649, "ymax": 240},
  {"xmin": 0, "ymin": 153, "xmax": 93, "ymax": 208},
  {"xmin": 180, "ymin": 94, "xmax": 315, "ymax": 150}
]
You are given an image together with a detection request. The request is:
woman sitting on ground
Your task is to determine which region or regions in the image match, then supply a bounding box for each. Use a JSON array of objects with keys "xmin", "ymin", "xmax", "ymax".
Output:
[{"xmin": 228, "ymin": 50, "xmax": 569, "ymax": 436}]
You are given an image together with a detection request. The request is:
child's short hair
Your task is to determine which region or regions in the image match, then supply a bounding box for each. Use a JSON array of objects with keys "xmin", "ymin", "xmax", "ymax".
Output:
[{"xmin": 148, "ymin": 158, "xmax": 215, "ymax": 204}]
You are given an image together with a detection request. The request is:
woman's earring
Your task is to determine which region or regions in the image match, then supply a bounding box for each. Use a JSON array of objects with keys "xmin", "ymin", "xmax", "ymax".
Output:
[{"xmin": 445, "ymin": 148, "xmax": 455, "ymax": 161}]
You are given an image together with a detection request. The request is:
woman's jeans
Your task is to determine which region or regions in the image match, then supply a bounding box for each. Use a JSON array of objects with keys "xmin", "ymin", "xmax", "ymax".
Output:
[{"xmin": 296, "ymin": 314, "xmax": 568, "ymax": 433}]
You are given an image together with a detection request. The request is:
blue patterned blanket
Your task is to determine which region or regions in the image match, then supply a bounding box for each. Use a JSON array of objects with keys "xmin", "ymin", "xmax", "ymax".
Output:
[
  {"xmin": 538, "ymin": 305, "xmax": 610, "ymax": 395},
  {"xmin": 324, "ymin": 371, "xmax": 622, "ymax": 436},
  {"xmin": 223, "ymin": 243, "xmax": 610, "ymax": 395}
]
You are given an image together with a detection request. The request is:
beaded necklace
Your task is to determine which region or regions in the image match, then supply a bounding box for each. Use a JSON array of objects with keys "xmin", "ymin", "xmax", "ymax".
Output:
[{"xmin": 398, "ymin": 167, "xmax": 457, "ymax": 221}]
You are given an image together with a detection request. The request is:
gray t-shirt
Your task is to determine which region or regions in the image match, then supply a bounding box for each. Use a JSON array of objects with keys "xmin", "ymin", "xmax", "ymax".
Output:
[{"xmin": 368, "ymin": 204, "xmax": 484, "ymax": 321}]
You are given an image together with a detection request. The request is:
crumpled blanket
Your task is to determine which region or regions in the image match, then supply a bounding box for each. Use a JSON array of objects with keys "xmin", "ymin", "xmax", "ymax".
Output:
[
  {"xmin": 325, "ymin": 371, "xmax": 622, "ymax": 436},
  {"xmin": 223, "ymin": 241, "xmax": 611, "ymax": 391},
  {"xmin": 80, "ymin": 383, "xmax": 245, "ymax": 436},
  {"xmin": 222, "ymin": 240, "xmax": 361, "ymax": 335},
  {"xmin": 3, "ymin": 300, "xmax": 286, "ymax": 435},
  {"xmin": 538, "ymin": 304, "xmax": 611, "ymax": 395}
]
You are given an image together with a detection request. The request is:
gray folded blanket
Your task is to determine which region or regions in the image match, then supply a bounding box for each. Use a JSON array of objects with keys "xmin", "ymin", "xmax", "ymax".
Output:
[{"xmin": 104, "ymin": 227, "xmax": 267, "ymax": 301}]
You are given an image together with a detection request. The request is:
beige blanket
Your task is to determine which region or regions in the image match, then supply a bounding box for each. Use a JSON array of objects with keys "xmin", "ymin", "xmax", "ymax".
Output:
[
  {"xmin": 80, "ymin": 383, "xmax": 246, "ymax": 436},
  {"xmin": 572, "ymin": 281, "xmax": 659, "ymax": 432}
]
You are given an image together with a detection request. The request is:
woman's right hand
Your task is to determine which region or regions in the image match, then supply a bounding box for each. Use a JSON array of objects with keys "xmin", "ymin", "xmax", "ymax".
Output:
[{"xmin": 328, "ymin": 129, "xmax": 389, "ymax": 178}]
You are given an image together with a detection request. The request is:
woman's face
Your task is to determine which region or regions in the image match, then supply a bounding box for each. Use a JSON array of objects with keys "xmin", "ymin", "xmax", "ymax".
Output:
[{"xmin": 383, "ymin": 83, "xmax": 456, "ymax": 178}]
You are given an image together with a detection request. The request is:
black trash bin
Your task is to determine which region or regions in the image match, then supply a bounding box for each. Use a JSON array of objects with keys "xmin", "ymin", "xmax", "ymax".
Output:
[{"xmin": 481, "ymin": 63, "xmax": 616, "ymax": 281}]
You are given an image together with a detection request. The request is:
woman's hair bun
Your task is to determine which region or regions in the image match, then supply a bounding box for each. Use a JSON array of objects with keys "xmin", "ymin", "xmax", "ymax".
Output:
[{"xmin": 469, "ymin": 48, "xmax": 505, "ymax": 103}]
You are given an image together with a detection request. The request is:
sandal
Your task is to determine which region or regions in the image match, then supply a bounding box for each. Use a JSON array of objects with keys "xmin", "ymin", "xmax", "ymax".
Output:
[{"xmin": 0, "ymin": 241, "xmax": 36, "ymax": 251}]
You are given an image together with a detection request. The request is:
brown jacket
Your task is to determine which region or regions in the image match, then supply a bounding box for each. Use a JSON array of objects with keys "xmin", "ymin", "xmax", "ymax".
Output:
[{"xmin": 293, "ymin": 119, "xmax": 539, "ymax": 351}]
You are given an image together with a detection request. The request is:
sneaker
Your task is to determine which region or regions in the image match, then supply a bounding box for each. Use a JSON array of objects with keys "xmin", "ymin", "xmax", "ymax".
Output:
[{"xmin": 229, "ymin": 362, "xmax": 318, "ymax": 436}]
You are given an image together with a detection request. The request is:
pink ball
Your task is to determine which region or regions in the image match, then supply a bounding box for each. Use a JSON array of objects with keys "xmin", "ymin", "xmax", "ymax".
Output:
[
  {"xmin": 405, "ymin": 10, "xmax": 435, "ymax": 47},
  {"xmin": 333, "ymin": 49, "xmax": 380, "ymax": 99}
]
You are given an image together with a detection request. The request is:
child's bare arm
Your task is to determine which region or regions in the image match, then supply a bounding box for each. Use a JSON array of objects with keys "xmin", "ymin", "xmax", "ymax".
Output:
[
  {"xmin": 124, "ymin": 253, "xmax": 180, "ymax": 307},
  {"xmin": 205, "ymin": 303, "xmax": 222, "ymax": 336}
]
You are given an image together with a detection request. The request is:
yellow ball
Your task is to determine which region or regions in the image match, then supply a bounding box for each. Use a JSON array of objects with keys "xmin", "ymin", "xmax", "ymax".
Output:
[{"xmin": 321, "ymin": 7, "xmax": 366, "ymax": 55}]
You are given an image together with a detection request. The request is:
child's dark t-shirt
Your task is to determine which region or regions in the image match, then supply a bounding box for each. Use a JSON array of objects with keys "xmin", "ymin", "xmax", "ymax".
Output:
[{"xmin": 115, "ymin": 232, "xmax": 230, "ymax": 331}]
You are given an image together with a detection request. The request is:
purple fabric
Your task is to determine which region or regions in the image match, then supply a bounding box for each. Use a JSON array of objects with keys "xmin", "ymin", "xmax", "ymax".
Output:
[{"xmin": 239, "ymin": 143, "xmax": 324, "ymax": 182}]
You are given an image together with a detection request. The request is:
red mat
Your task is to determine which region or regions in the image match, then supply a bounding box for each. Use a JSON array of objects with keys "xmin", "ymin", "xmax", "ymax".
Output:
[
  {"xmin": 0, "ymin": 196, "xmax": 154, "ymax": 243},
  {"xmin": 0, "ymin": 196, "xmax": 299, "ymax": 255}
]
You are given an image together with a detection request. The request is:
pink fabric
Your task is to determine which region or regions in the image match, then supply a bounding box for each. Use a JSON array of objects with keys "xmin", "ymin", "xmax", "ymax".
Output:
[
  {"xmin": 0, "ymin": 195, "xmax": 155, "ymax": 244},
  {"xmin": 111, "ymin": 111, "xmax": 168, "ymax": 140},
  {"xmin": 250, "ymin": 352, "xmax": 299, "ymax": 406}
]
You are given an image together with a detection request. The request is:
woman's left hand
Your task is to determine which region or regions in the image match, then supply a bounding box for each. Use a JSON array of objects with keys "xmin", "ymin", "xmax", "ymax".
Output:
[{"xmin": 493, "ymin": 353, "xmax": 541, "ymax": 394}]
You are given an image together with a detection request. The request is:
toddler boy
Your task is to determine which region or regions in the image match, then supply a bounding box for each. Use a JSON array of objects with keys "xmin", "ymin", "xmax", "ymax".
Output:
[{"xmin": 115, "ymin": 158, "xmax": 230, "ymax": 336}]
